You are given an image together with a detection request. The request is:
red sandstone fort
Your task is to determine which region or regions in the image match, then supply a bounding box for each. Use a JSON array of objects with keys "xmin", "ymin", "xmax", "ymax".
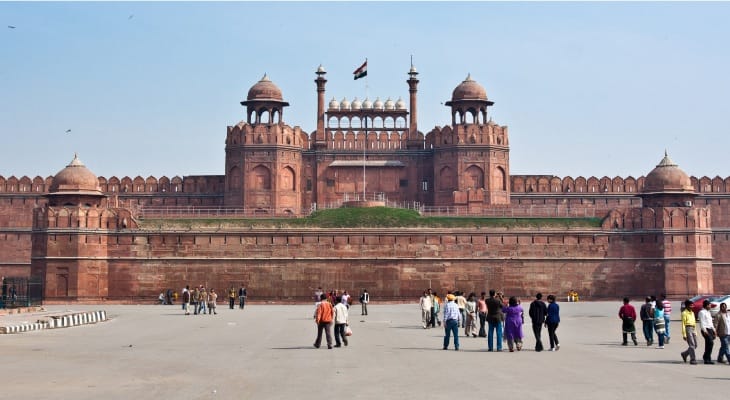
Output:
[{"xmin": 0, "ymin": 65, "xmax": 727, "ymax": 302}]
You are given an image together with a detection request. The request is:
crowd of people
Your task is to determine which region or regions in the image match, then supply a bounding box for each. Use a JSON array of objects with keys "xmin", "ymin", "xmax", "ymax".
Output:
[
  {"xmin": 420, "ymin": 289, "xmax": 561, "ymax": 352},
  {"xmin": 178, "ymin": 284, "xmax": 247, "ymax": 315},
  {"xmin": 619, "ymin": 294, "xmax": 730, "ymax": 365}
]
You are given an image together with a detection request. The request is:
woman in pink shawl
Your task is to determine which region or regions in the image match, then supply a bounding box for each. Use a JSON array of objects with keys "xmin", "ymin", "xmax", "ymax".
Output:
[{"xmin": 503, "ymin": 296, "xmax": 524, "ymax": 351}]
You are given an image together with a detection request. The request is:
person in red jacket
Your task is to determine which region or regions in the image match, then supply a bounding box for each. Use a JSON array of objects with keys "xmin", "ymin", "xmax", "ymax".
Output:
[
  {"xmin": 314, "ymin": 293, "xmax": 334, "ymax": 349},
  {"xmin": 619, "ymin": 297, "xmax": 638, "ymax": 346}
]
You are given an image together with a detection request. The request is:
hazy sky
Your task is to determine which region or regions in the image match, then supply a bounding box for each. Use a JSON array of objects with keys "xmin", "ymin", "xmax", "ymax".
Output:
[{"xmin": 1, "ymin": 2, "xmax": 729, "ymax": 180}]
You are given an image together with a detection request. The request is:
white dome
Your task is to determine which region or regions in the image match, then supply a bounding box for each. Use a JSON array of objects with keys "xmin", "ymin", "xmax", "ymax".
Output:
[
  {"xmin": 373, "ymin": 97, "xmax": 383, "ymax": 110},
  {"xmin": 340, "ymin": 97, "xmax": 350, "ymax": 110},
  {"xmin": 384, "ymin": 97, "xmax": 395, "ymax": 110},
  {"xmin": 362, "ymin": 97, "xmax": 373, "ymax": 109},
  {"xmin": 395, "ymin": 97, "xmax": 406, "ymax": 110},
  {"xmin": 351, "ymin": 97, "xmax": 362, "ymax": 110},
  {"xmin": 328, "ymin": 97, "xmax": 339, "ymax": 110}
]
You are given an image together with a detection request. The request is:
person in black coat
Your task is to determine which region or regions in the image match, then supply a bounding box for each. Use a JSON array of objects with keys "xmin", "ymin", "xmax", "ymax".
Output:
[{"xmin": 529, "ymin": 293, "xmax": 548, "ymax": 352}]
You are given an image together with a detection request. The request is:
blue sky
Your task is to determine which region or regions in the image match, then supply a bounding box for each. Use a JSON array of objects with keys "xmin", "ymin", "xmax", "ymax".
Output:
[{"xmin": 1, "ymin": 2, "xmax": 729, "ymax": 180}]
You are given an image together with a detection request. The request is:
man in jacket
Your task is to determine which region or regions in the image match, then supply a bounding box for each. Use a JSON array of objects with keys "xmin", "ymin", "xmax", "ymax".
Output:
[
  {"xmin": 529, "ymin": 293, "xmax": 548, "ymax": 352},
  {"xmin": 314, "ymin": 293, "xmax": 334, "ymax": 349},
  {"xmin": 486, "ymin": 290, "xmax": 505, "ymax": 351},
  {"xmin": 640, "ymin": 296, "xmax": 654, "ymax": 346}
]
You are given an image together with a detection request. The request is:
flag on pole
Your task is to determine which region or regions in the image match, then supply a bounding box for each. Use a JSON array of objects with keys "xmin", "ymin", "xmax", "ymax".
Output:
[{"xmin": 353, "ymin": 60, "xmax": 367, "ymax": 80}]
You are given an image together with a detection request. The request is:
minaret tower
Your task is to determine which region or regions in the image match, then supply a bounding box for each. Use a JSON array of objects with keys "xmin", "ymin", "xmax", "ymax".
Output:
[
  {"xmin": 406, "ymin": 61, "xmax": 420, "ymax": 148},
  {"xmin": 314, "ymin": 64, "xmax": 328, "ymax": 149}
]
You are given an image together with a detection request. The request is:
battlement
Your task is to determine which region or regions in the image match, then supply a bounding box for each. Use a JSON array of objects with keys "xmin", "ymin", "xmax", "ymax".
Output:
[
  {"xmin": 226, "ymin": 121, "xmax": 309, "ymax": 148},
  {"xmin": 426, "ymin": 122, "xmax": 508, "ymax": 148},
  {"xmin": 33, "ymin": 206, "xmax": 136, "ymax": 230}
]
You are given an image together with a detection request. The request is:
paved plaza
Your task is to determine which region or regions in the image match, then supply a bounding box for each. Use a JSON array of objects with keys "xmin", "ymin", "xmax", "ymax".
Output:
[{"xmin": 1, "ymin": 301, "xmax": 728, "ymax": 399}]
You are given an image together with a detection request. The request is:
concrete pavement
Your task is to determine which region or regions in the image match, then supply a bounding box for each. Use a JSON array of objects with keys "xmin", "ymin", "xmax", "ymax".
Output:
[{"xmin": 0, "ymin": 301, "xmax": 727, "ymax": 399}]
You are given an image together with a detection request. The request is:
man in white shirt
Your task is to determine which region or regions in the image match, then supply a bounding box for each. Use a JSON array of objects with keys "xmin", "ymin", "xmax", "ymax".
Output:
[
  {"xmin": 442, "ymin": 294, "xmax": 462, "ymax": 351},
  {"xmin": 698, "ymin": 299, "xmax": 716, "ymax": 364},
  {"xmin": 360, "ymin": 289, "xmax": 369, "ymax": 316},
  {"xmin": 420, "ymin": 291, "xmax": 433, "ymax": 329}
]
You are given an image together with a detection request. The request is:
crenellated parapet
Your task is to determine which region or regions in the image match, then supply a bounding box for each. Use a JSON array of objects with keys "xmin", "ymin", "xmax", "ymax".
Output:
[
  {"xmin": 33, "ymin": 205, "xmax": 136, "ymax": 230},
  {"xmin": 0, "ymin": 174, "xmax": 225, "ymax": 196},
  {"xmin": 603, "ymin": 206, "xmax": 712, "ymax": 230},
  {"xmin": 512, "ymin": 175, "xmax": 730, "ymax": 195},
  {"xmin": 226, "ymin": 121, "xmax": 308, "ymax": 148},
  {"xmin": 426, "ymin": 122, "xmax": 508, "ymax": 148},
  {"xmin": 512, "ymin": 175, "xmax": 644, "ymax": 194}
]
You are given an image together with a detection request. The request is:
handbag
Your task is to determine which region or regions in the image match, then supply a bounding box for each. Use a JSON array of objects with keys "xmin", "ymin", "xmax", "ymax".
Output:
[{"xmin": 345, "ymin": 325, "xmax": 353, "ymax": 336}]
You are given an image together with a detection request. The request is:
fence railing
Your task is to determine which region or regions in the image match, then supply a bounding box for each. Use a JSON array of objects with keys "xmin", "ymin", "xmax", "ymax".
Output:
[
  {"xmin": 136, "ymin": 202, "xmax": 598, "ymax": 219},
  {"xmin": 1, "ymin": 277, "xmax": 43, "ymax": 308}
]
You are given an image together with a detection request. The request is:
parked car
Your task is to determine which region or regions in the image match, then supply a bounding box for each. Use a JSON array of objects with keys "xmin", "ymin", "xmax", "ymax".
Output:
[
  {"xmin": 681, "ymin": 294, "xmax": 721, "ymax": 318},
  {"xmin": 708, "ymin": 295, "xmax": 730, "ymax": 317}
]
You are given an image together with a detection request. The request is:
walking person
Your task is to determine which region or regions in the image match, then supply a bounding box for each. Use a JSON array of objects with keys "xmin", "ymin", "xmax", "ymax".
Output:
[
  {"xmin": 228, "ymin": 286, "xmax": 236, "ymax": 309},
  {"xmin": 181, "ymin": 285, "xmax": 189, "ymax": 311},
  {"xmin": 529, "ymin": 293, "xmax": 548, "ymax": 352},
  {"xmin": 208, "ymin": 289, "xmax": 217, "ymax": 314},
  {"xmin": 238, "ymin": 285, "xmax": 247, "ymax": 309},
  {"xmin": 660, "ymin": 293, "xmax": 672, "ymax": 344},
  {"xmin": 333, "ymin": 296, "xmax": 349, "ymax": 347},
  {"xmin": 477, "ymin": 292, "xmax": 487, "ymax": 337},
  {"xmin": 618, "ymin": 297, "xmax": 638, "ymax": 346},
  {"xmin": 198, "ymin": 286, "xmax": 208, "ymax": 315},
  {"xmin": 455, "ymin": 291, "xmax": 467, "ymax": 328},
  {"xmin": 182, "ymin": 285, "xmax": 191, "ymax": 315},
  {"xmin": 680, "ymin": 299, "xmax": 698, "ymax": 364},
  {"xmin": 503, "ymin": 296, "xmax": 524, "ymax": 352},
  {"xmin": 486, "ymin": 290, "xmax": 504, "ymax": 351},
  {"xmin": 360, "ymin": 289, "xmax": 369, "ymax": 316},
  {"xmin": 714, "ymin": 302, "xmax": 730, "ymax": 364},
  {"xmin": 653, "ymin": 301, "xmax": 666, "ymax": 349},
  {"xmin": 640, "ymin": 296, "xmax": 654, "ymax": 346},
  {"xmin": 191, "ymin": 286, "xmax": 200, "ymax": 315},
  {"xmin": 428, "ymin": 289, "xmax": 436, "ymax": 328},
  {"xmin": 313, "ymin": 293, "xmax": 334, "ymax": 349},
  {"xmin": 546, "ymin": 294, "xmax": 561, "ymax": 351},
  {"xmin": 442, "ymin": 294, "xmax": 461, "ymax": 351},
  {"xmin": 432, "ymin": 292, "xmax": 441, "ymax": 327},
  {"xmin": 420, "ymin": 291, "xmax": 433, "ymax": 329},
  {"xmin": 465, "ymin": 293, "xmax": 478, "ymax": 338},
  {"xmin": 698, "ymin": 299, "xmax": 716, "ymax": 364}
]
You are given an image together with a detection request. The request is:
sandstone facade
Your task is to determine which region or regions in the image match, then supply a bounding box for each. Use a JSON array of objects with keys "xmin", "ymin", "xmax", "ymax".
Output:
[{"xmin": 1, "ymin": 65, "xmax": 729, "ymax": 301}]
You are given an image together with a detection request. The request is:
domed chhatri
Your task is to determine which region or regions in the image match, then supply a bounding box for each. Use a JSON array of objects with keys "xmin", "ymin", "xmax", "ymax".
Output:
[
  {"xmin": 246, "ymin": 74, "xmax": 284, "ymax": 102},
  {"xmin": 643, "ymin": 151, "xmax": 694, "ymax": 194},
  {"xmin": 49, "ymin": 153, "xmax": 102, "ymax": 195},
  {"xmin": 451, "ymin": 73, "xmax": 488, "ymax": 101}
]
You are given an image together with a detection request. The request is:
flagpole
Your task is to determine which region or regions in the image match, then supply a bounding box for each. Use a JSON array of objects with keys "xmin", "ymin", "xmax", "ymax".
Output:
[{"xmin": 363, "ymin": 58, "xmax": 368, "ymax": 200}]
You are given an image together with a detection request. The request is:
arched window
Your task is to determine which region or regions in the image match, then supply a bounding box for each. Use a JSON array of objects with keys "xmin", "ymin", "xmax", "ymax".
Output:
[
  {"xmin": 281, "ymin": 167, "xmax": 296, "ymax": 191},
  {"xmin": 252, "ymin": 165, "xmax": 271, "ymax": 190},
  {"xmin": 464, "ymin": 165, "xmax": 484, "ymax": 189}
]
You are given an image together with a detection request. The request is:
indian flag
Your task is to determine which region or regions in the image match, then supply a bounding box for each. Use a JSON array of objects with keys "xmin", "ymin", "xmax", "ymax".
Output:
[{"xmin": 353, "ymin": 60, "xmax": 367, "ymax": 80}]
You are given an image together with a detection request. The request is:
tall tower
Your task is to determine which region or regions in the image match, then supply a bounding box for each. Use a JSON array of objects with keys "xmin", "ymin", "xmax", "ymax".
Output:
[
  {"xmin": 224, "ymin": 75, "xmax": 304, "ymax": 214},
  {"xmin": 639, "ymin": 152, "xmax": 713, "ymax": 297},
  {"xmin": 433, "ymin": 75, "xmax": 510, "ymax": 208},
  {"xmin": 406, "ymin": 63, "xmax": 420, "ymax": 148},
  {"xmin": 314, "ymin": 65, "xmax": 328, "ymax": 149},
  {"xmin": 31, "ymin": 154, "xmax": 110, "ymax": 301}
]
